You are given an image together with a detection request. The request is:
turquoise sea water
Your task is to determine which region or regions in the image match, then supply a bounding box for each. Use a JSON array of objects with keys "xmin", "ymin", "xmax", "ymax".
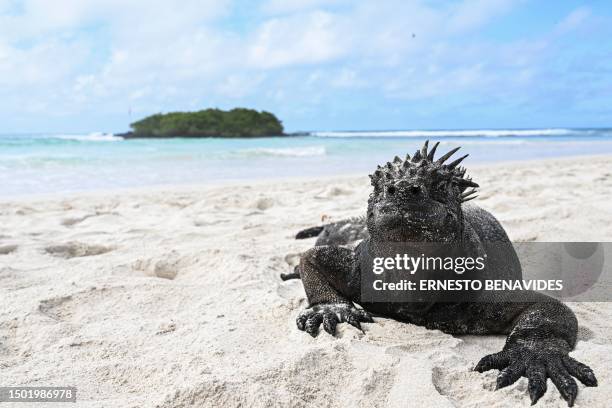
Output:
[{"xmin": 1, "ymin": 129, "xmax": 612, "ymax": 197}]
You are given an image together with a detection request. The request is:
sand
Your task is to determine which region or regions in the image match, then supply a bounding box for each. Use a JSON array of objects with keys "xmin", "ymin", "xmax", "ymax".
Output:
[{"xmin": 1, "ymin": 155, "xmax": 611, "ymax": 407}]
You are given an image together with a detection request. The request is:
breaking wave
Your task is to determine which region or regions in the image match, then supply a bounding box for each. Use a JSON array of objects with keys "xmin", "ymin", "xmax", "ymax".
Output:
[
  {"xmin": 311, "ymin": 129, "xmax": 585, "ymax": 138},
  {"xmin": 53, "ymin": 132, "xmax": 122, "ymax": 142},
  {"xmin": 234, "ymin": 146, "xmax": 326, "ymax": 157}
]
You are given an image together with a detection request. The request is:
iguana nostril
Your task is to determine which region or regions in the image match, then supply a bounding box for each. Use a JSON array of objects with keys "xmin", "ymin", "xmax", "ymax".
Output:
[{"xmin": 409, "ymin": 185, "xmax": 421, "ymax": 195}]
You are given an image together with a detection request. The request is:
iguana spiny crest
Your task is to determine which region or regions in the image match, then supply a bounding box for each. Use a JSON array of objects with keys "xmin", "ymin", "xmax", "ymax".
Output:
[{"xmin": 369, "ymin": 140, "xmax": 479, "ymax": 204}]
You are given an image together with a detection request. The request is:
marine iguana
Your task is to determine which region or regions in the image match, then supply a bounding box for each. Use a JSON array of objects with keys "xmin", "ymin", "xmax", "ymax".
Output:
[{"xmin": 294, "ymin": 141, "xmax": 597, "ymax": 406}]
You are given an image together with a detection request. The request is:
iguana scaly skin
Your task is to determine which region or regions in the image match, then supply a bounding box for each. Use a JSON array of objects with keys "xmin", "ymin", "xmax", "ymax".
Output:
[
  {"xmin": 281, "ymin": 217, "xmax": 367, "ymax": 280},
  {"xmin": 295, "ymin": 141, "xmax": 597, "ymax": 406}
]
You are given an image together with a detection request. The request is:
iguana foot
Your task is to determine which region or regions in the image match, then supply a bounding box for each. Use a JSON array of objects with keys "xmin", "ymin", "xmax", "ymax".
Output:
[
  {"xmin": 475, "ymin": 338, "xmax": 597, "ymax": 406},
  {"xmin": 296, "ymin": 303, "xmax": 373, "ymax": 337}
]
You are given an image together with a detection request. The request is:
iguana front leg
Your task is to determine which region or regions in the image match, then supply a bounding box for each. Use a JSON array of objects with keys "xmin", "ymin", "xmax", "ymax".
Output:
[
  {"xmin": 474, "ymin": 296, "xmax": 597, "ymax": 406},
  {"xmin": 296, "ymin": 246, "xmax": 373, "ymax": 337}
]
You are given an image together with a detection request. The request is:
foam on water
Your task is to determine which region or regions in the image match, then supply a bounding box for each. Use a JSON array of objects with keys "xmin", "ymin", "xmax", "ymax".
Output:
[
  {"xmin": 311, "ymin": 128, "xmax": 585, "ymax": 138},
  {"xmin": 234, "ymin": 146, "xmax": 326, "ymax": 157},
  {"xmin": 53, "ymin": 132, "xmax": 122, "ymax": 142}
]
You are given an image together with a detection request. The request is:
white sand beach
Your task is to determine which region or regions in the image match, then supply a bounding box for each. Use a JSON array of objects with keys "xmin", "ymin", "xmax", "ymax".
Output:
[{"xmin": 1, "ymin": 155, "xmax": 611, "ymax": 407}]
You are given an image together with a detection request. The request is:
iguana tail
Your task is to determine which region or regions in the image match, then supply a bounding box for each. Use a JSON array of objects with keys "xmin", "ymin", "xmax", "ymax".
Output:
[
  {"xmin": 280, "ymin": 265, "xmax": 301, "ymax": 280},
  {"xmin": 295, "ymin": 225, "xmax": 324, "ymax": 239}
]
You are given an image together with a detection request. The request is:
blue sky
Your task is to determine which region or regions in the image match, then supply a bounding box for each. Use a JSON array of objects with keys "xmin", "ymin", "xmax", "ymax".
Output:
[{"xmin": 0, "ymin": 0, "xmax": 611, "ymax": 133}]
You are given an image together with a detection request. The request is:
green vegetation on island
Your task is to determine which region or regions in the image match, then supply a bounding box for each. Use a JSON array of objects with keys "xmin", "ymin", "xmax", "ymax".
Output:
[{"xmin": 124, "ymin": 108, "xmax": 284, "ymax": 138}]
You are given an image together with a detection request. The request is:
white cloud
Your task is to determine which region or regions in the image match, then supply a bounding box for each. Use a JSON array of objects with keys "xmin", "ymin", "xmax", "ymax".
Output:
[
  {"xmin": 248, "ymin": 11, "xmax": 346, "ymax": 68},
  {"xmin": 0, "ymin": 0, "xmax": 229, "ymax": 39},
  {"xmin": 260, "ymin": 0, "xmax": 348, "ymax": 15},
  {"xmin": 216, "ymin": 73, "xmax": 266, "ymax": 98},
  {"xmin": 446, "ymin": 0, "xmax": 519, "ymax": 33},
  {"xmin": 0, "ymin": 38, "xmax": 88, "ymax": 87},
  {"xmin": 554, "ymin": 7, "xmax": 591, "ymax": 35},
  {"xmin": 330, "ymin": 68, "xmax": 363, "ymax": 88},
  {"xmin": 1, "ymin": 0, "xmax": 603, "ymax": 131}
]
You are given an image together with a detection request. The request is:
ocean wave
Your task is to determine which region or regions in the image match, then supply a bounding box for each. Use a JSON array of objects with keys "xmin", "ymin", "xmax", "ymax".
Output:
[
  {"xmin": 311, "ymin": 129, "xmax": 583, "ymax": 138},
  {"xmin": 53, "ymin": 132, "xmax": 122, "ymax": 142},
  {"xmin": 438, "ymin": 139, "xmax": 529, "ymax": 145},
  {"xmin": 235, "ymin": 146, "xmax": 326, "ymax": 157}
]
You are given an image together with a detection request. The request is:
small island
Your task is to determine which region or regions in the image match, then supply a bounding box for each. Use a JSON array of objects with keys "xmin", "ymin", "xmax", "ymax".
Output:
[{"xmin": 119, "ymin": 108, "xmax": 284, "ymax": 138}]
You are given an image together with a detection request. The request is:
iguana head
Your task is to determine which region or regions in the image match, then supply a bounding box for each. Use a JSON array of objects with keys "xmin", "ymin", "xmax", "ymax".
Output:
[{"xmin": 367, "ymin": 140, "xmax": 478, "ymax": 242}]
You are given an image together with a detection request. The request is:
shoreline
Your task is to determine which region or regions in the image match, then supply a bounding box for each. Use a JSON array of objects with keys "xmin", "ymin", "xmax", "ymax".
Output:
[{"xmin": 2, "ymin": 153, "xmax": 611, "ymax": 204}]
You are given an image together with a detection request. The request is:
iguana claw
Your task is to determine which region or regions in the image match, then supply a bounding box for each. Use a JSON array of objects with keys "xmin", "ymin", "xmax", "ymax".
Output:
[
  {"xmin": 475, "ymin": 338, "xmax": 597, "ymax": 406},
  {"xmin": 296, "ymin": 303, "xmax": 373, "ymax": 337}
]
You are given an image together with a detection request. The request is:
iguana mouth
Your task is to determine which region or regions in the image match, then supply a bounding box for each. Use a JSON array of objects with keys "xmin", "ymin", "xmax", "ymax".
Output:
[
  {"xmin": 373, "ymin": 203, "xmax": 448, "ymax": 241},
  {"xmin": 401, "ymin": 207, "xmax": 439, "ymax": 222}
]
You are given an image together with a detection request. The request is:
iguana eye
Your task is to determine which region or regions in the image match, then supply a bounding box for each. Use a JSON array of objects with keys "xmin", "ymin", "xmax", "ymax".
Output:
[{"xmin": 387, "ymin": 185, "xmax": 396, "ymax": 195}]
